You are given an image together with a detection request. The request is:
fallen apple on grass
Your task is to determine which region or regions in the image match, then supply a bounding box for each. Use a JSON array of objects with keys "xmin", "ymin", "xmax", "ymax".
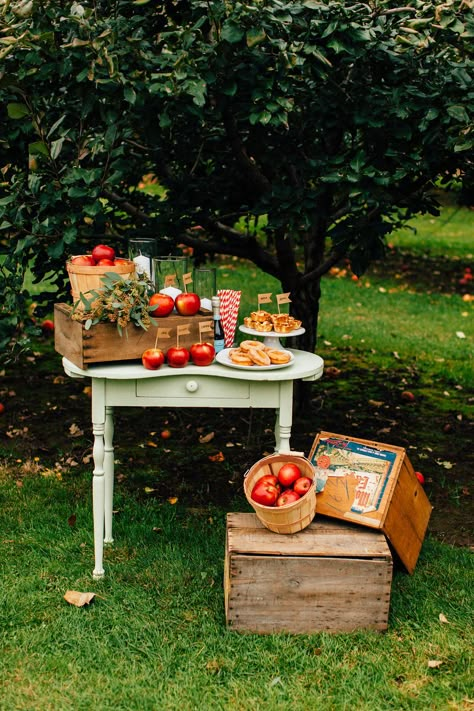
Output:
[
  {"xmin": 141, "ymin": 348, "xmax": 165, "ymax": 370},
  {"xmin": 415, "ymin": 471, "xmax": 425, "ymax": 485},
  {"xmin": 41, "ymin": 319, "xmax": 54, "ymax": 335}
]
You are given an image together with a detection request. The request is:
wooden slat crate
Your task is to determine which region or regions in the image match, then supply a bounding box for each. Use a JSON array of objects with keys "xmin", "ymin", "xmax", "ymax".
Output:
[
  {"xmin": 54, "ymin": 303, "xmax": 214, "ymax": 369},
  {"xmin": 224, "ymin": 513, "xmax": 393, "ymax": 634},
  {"xmin": 308, "ymin": 432, "xmax": 433, "ymax": 575}
]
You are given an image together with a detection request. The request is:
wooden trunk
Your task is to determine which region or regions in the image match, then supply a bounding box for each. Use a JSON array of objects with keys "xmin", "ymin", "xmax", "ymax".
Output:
[
  {"xmin": 308, "ymin": 432, "xmax": 433, "ymax": 575},
  {"xmin": 54, "ymin": 303, "xmax": 214, "ymax": 369},
  {"xmin": 224, "ymin": 513, "xmax": 392, "ymax": 634}
]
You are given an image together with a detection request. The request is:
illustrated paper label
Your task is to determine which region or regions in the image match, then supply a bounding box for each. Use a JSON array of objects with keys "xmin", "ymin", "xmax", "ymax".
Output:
[{"xmin": 310, "ymin": 436, "xmax": 398, "ymax": 525}]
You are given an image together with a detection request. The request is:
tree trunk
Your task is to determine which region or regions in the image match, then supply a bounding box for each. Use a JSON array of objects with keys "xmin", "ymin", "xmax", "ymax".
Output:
[{"xmin": 286, "ymin": 276, "xmax": 323, "ymax": 412}]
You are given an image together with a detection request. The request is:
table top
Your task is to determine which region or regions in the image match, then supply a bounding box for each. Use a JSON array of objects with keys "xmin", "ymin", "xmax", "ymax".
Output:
[{"xmin": 62, "ymin": 349, "xmax": 324, "ymax": 383}]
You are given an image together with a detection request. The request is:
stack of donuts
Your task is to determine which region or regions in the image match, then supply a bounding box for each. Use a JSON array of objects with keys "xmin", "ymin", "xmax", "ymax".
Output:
[
  {"xmin": 243, "ymin": 310, "xmax": 302, "ymax": 333},
  {"xmin": 228, "ymin": 340, "xmax": 292, "ymax": 367}
]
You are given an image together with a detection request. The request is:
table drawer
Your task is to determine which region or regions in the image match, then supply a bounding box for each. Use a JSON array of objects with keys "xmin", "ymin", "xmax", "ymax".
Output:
[{"xmin": 135, "ymin": 376, "xmax": 250, "ymax": 401}]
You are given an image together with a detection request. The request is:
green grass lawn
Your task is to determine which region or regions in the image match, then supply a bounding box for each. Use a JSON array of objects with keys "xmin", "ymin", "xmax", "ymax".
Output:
[
  {"xmin": 0, "ymin": 471, "xmax": 472, "ymax": 711},
  {"xmin": 2, "ymin": 204, "xmax": 473, "ymax": 710}
]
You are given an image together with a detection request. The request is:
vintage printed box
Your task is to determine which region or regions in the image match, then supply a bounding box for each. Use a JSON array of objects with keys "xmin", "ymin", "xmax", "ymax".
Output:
[
  {"xmin": 309, "ymin": 432, "xmax": 432, "ymax": 574},
  {"xmin": 54, "ymin": 303, "xmax": 214, "ymax": 369},
  {"xmin": 224, "ymin": 512, "xmax": 393, "ymax": 634}
]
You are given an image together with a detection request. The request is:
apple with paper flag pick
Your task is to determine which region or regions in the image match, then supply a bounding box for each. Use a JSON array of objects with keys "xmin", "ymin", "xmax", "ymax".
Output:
[{"xmin": 174, "ymin": 271, "xmax": 200, "ymax": 316}]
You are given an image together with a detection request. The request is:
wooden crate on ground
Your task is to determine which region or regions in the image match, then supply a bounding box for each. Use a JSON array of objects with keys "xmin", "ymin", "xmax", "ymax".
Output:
[
  {"xmin": 308, "ymin": 432, "xmax": 433, "ymax": 575},
  {"xmin": 224, "ymin": 512, "xmax": 392, "ymax": 634},
  {"xmin": 54, "ymin": 303, "xmax": 214, "ymax": 369}
]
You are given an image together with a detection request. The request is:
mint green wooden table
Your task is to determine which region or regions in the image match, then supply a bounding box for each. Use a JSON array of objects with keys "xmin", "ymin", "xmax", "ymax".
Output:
[{"xmin": 63, "ymin": 350, "xmax": 324, "ymax": 577}]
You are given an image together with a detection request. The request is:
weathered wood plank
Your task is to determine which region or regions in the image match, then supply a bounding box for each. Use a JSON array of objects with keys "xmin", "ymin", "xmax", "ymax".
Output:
[{"xmin": 225, "ymin": 513, "xmax": 393, "ymax": 634}]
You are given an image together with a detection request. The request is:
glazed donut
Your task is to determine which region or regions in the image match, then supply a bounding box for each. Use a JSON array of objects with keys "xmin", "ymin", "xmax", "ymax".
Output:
[
  {"xmin": 229, "ymin": 349, "xmax": 254, "ymax": 366},
  {"xmin": 266, "ymin": 349, "xmax": 291, "ymax": 365},
  {"xmin": 240, "ymin": 340, "xmax": 265, "ymax": 352},
  {"xmin": 248, "ymin": 347, "xmax": 271, "ymax": 366}
]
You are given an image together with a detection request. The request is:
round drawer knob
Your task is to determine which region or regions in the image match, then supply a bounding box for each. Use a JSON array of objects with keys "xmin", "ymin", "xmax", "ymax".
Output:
[{"xmin": 186, "ymin": 380, "xmax": 199, "ymax": 393}]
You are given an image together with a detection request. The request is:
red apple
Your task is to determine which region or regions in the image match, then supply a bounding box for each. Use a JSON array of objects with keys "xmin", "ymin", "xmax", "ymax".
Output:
[
  {"xmin": 293, "ymin": 476, "xmax": 313, "ymax": 496},
  {"xmin": 276, "ymin": 490, "xmax": 300, "ymax": 507},
  {"xmin": 415, "ymin": 471, "xmax": 425, "ymax": 485},
  {"xmin": 256, "ymin": 474, "xmax": 280, "ymax": 489},
  {"xmin": 97, "ymin": 258, "xmax": 115, "ymax": 266},
  {"xmin": 278, "ymin": 462, "xmax": 302, "ymax": 488},
  {"xmin": 92, "ymin": 244, "xmax": 115, "ymax": 262},
  {"xmin": 41, "ymin": 319, "xmax": 55, "ymax": 335},
  {"xmin": 166, "ymin": 346, "xmax": 190, "ymax": 368},
  {"xmin": 175, "ymin": 292, "xmax": 200, "ymax": 316},
  {"xmin": 190, "ymin": 342, "xmax": 215, "ymax": 366},
  {"xmin": 71, "ymin": 255, "xmax": 96, "ymax": 266},
  {"xmin": 142, "ymin": 348, "xmax": 165, "ymax": 370},
  {"xmin": 149, "ymin": 293, "xmax": 175, "ymax": 317},
  {"xmin": 251, "ymin": 481, "xmax": 280, "ymax": 506}
]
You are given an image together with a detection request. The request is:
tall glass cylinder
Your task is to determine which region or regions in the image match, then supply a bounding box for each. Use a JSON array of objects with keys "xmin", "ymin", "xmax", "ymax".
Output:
[
  {"xmin": 128, "ymin": 238, "xmax": 159, "ymax": 280},
  {"xmin": 193, "ymin": 267, "xmax": 217, "ymax": 312},
  {"xmin": 153, "ymin": 256, "xmax": 188, "ymax": 300}
]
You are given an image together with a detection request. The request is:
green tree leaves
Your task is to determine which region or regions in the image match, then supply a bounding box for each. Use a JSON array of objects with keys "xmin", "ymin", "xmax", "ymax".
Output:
[{"xmin": 0, "ymin": 0, "xmax": 473, "ymax": 356}]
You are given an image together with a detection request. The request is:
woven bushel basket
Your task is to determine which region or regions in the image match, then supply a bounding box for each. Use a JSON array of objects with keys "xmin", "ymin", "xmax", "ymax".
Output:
[
  {"xmin": 67, "ymin": 257, "xmax": 136, "ymax": 310},
  {"xmin": 244, "ymin": 453, "xmax": 317, "ymax": 534}
]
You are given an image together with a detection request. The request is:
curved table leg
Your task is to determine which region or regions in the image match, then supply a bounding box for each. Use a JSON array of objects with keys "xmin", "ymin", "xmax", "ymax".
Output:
[
  {"xmin": 104, "ymin": 406, "xmax": 114, "ymax": 544},
  {"xmin": 92, "ymin": 422, "xmax": 105, "ymax": 578},
  {"xmin": 275, "ymin": 380, "xmax": 293, "ymax": 453},
  {"xmin": 92, "ymin": 379, "xmax": 106, "ymax": 578}
]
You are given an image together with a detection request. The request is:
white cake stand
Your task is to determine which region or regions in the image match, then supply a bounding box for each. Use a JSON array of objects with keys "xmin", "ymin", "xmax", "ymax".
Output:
[{"xmin": 239, "ymin": 325, "xmax": 306, "ymax": 350}]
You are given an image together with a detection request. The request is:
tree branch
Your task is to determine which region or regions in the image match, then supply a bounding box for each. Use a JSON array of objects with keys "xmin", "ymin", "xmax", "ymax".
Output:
[
  {"xmin": 102, "ymin": 189, "xmax": 152, "ymax": 223},
  {"xmin": 223, "ymin": 109, "xmax": 272, "ymax": 195}
]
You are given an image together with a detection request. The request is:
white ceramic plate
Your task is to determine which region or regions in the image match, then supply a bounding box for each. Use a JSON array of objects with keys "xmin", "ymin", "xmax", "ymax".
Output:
[{"xmin": 216, "ymin": 348, "xmax": 294, "ymax": 371}]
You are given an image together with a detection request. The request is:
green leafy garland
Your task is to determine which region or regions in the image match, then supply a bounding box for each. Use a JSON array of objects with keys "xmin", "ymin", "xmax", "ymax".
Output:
[{"xmin": 71, "ymin": 273, "xmax": 156, "ymax": 336}]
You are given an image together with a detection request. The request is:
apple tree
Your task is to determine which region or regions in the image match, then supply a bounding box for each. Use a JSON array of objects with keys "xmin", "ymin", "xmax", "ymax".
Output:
[{"xmin": 0, "ymin": 0, "xmax": 473, "ymax": 356}]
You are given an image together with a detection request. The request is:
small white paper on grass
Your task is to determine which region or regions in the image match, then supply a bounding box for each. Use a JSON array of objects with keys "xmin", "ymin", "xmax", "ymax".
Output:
[
  {"xmin": 64, "ymin": 590, "xmax": 96, "ymax": 607},
  {"xmin": 456, "ymin": 331, "xmax": 466, "ymax": 339}
]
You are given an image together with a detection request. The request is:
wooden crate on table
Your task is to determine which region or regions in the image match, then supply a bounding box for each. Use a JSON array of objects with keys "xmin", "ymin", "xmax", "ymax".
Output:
[
  {"xmin": 224, "ymin": 512, "xmax": 392, "ymax": 635},
  {"xmin": 54, "ymin": 303, "xmax": 214, "ymax": 369}
]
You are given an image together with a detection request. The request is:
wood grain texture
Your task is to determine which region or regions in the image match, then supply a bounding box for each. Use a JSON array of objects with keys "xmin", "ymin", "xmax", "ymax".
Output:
[
  {"xmin": 225, "ymin": 513, "xmax": 393, "ymax": 634},
  {"xmin": 54, "ymin": 303, "xmax": 214, "ymax": 368},
  {"xmin": 307, "ymin": 432, "xmax": 432, "ymax": 573}
]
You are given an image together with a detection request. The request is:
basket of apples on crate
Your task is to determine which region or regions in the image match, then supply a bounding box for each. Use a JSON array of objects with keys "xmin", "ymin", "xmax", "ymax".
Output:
[{"xmin": 244, "ymin": 453, "xmax": 317, "ymax": 534}]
